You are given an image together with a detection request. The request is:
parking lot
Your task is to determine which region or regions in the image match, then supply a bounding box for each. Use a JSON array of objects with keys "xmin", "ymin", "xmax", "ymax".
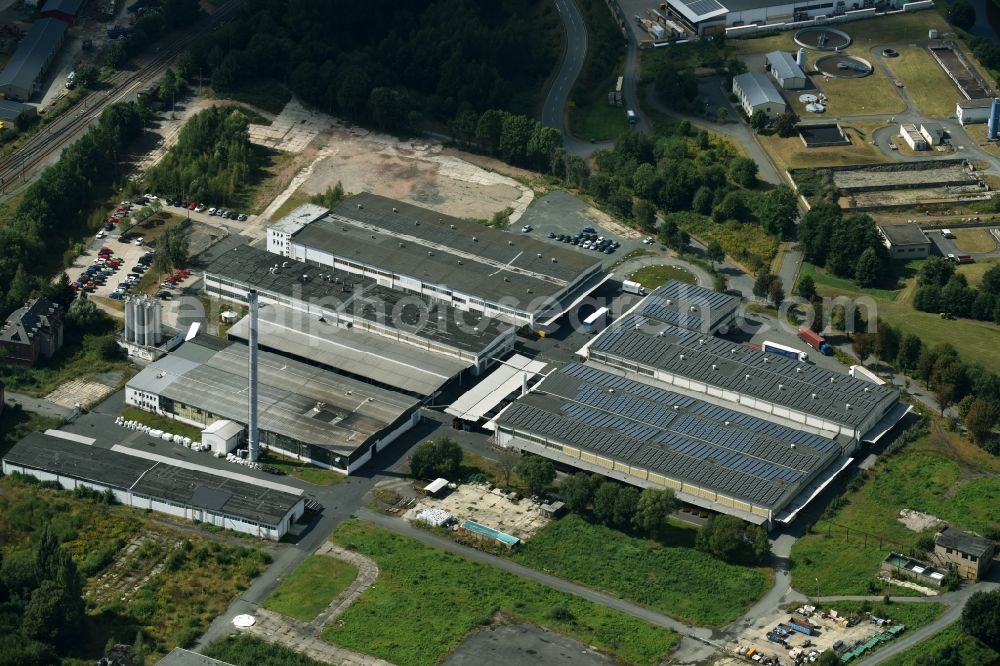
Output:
[{"xmin": 65, "ymin": 235, "xmax": 154, "ymax": 300}]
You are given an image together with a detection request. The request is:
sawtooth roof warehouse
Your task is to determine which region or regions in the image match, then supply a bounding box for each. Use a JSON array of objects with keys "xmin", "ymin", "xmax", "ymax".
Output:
[{"xmin": 266, "ymin": 194, "xmax": 609, "ymax": 331}]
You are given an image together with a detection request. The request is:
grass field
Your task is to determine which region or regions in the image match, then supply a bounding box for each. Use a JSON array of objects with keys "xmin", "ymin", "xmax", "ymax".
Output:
[
  {"xmin": 757, "ymin": 124, "xmax": 889, "ymax": 171},
  {"xmin": 510, "ymin": 515, "xmax": 771, "ymax": 627},
  {"xmin": 569, "ymin": 79, "xmax": 630, "ymax": 141},
  {"xmin": 879, "ymin": 622, "xmax": 1000, "ymax": 666},
  {"xmin": 881, "ymin": 48, "xmax": 958, "ymax": 118},
  {"xmin": 263, "ymin": 554, "xmax": 358, "ymax": 622},
  {"xmin": 257, "ymin": 450, "xmax": 345, "ymax": 486},
  {"xmin": 629, "ymin": 264, "xmax": 697, "ymax": 289},
  {"xmin": 952, "ymin": 228, "xmax": 997, "ymax": 253},
  {"xmin": 675, "ymin": 215, "xmax": 778, "ymax": 269},
  {"xmin": 958, "ymin": 256, "xmax": 1000, "ymax": 287},
  {"xmin": 790, "ymin": 420, "xmax": 1000, "ymax": 595},
  {"xmin": 801, "ymin": 259, "xmax": 1000, "ymax": 375},
  {"xmin": 324, "ymin": 520, "xmax": 679, "ymax": 666},
  {"xmin": 205, "ymin": 634, "xmax": 329, "ymax": 666},
  {"xmin": 119, "ymin": 406, "xmax": 203, "ymax": 441}
]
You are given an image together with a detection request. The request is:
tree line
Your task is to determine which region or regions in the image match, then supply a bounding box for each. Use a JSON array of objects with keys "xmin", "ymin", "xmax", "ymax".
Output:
[
  {"xmin": 797, "ymin": 202, "xmax": 890, "ymax": 288},
  {"xmin": 144, "ymin": 107, "xmax": 259, "ymax": 206},
  {"xmin": 175, "ymin": 0, "xmax": 558, "ymax": 132},
  {"xmin": 913, "ymin": 256, "xmax": 1000, "ymax": 323},
  {"xmin": 0, "ymin": 102, "xmax": 145, "ymax": 320}
]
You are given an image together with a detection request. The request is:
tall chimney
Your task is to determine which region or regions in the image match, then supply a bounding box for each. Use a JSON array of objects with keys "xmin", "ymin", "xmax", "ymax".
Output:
[{"xmin": 248, "ymin": 290, "xmax": 259, "ymax": 462}]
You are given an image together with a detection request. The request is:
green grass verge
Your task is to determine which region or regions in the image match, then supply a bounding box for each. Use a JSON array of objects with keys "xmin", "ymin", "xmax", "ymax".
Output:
[
  {"xmin": 569, "ymin": 80, "xmax": 630, "ymax": 142},
  {"xmin": 0, "ymin": 329, "xmax": 130, "ymax": 397},
  {"xmin": 204, "ymin": 634, "xmax": 328, "ymax": 666},
  {"xmin": 881, "ymin": 48, "xmax": 960, "ymax": 118},
  {"xmin": 629, "ymin": 264, "xmax": 697, "ymax": 289},
  {"xmin": 119, "ymin": 406, "xmax": 203, "ymax": 441},
  {"xmin": 798, "ymin": 261, "xmax": 904, "ymax": 301},
  {"xmin": 324, "ymin": 519, "xmax": 679, "ymax": 666},
  {"xmin": 257, "ymin": 450, "xmax": 344, "ymax": 486},
  {"xmin": 816, "ymin": 600, "xmax": 943, "ymax": 629},
  {"xmin": 263, "ymin": 554, "xmax": 358, "ymax": 622},
  {"xmin": 510, "ymin": 514, "xmax": 771, "ymax": 627},
  {"xmin": 879, "ymin": 622, "xmax": 1000, "ymax": 666},
  {"xmin": 790, "ymin": 421, "xmax": 1000, "ymax": 595}
]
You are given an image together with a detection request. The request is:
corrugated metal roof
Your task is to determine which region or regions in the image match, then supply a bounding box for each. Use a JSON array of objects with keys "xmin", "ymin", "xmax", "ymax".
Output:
[
  {"xmin": 496, "ymin": 364, "xmax": 841, "ymax": 509},
  {"xmin": 446, "ymin": 354, "xmax": 547, "ymax": 421},
  {"xmin": 0, "ymin": 18, "xmax": 65, "ymax": 97},
  {"xmin": 766, "ymin": 51, "xmax": 805, "ymax": 82},
  {"xmin": 734, "ymin": 72, "xmax": 785, "ymax": 109}
]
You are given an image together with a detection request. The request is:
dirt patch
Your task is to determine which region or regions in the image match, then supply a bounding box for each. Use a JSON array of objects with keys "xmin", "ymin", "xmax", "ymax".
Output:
[
  {"xmin": 404, "ymin": 483, "xmax": 551, "ymax": 540},
  {"xmin": 897, "ymin": 509, "xmax": 945, "ymax": 533},
  {"xmin": 45, "ymin": 377, "xmax": 119, "ymax": 409}
]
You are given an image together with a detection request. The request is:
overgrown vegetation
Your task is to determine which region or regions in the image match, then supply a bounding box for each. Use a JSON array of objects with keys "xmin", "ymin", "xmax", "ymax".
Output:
[
  {"xmin": 511, "ymin": 514, "xmax": 770, "ymax": 627},
  {"xmin": 204, "ymin": 634, "xmax": 329, "ymax": 666},
  {"xmin": 325, "ymin": 519, "xmax": 678, "ymax": 665},
  {"xmin": 143, "ymin": 106, "xmax": 267, "ymax": 207},
  {"xmin": 263, "ymin": 554, "xmax": 357, "ymax": 622},
  {"xmin": 880, "ymin": 621, "xmax": 1000, "ymax": 666}
]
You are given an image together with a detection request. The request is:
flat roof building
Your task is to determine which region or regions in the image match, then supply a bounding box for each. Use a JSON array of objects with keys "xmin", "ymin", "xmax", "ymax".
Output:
[
  {"xmin": 126, "ymin": 335, "xmax": 421, "ymax": 473},
  {"xmin": 877, "ymin": 222, "xmax": 931, "ymax": 259},
  {"xmin": 266, "ymin": 194, "xmax": 608, "ymax": 330},
  {"xmin": 663, "ymin": 0, "xmax": 876, "ymax": 35},
  {"xmin": 204, "ymin": 245, "xmax": 515, "ymax": 390},
  {"xmin": 956, "ymin": 98, "xmax": 993, "ymax": 125},
  {"xmin": 732, "ymin": 72, "xmax": 786, "ymax": 119},
  {"xmin": 0, "ymin": 99, "xmax": 36, "ymax": 124},
  {"xmin": 920, "ymin": 122, "xmax": 945, "ymax": 146},
  {"xmin": 0, "ymin": 18, "xmax": 67, "ymax": 101},
  {"xmin": 766, "ymin": 51, "xmax": 807, "ymax": 90},
  {"xmin": 634, "ymin": 280, "xmax": 741, "ymax": 334},
  {"xmin": 2, "ymin": 432, "xmax": 305, "ymax": 540},
  {"xmin": 900, "ymin": 124, "xmax": 928, "ymax": 151},
  {"xmin": 495, "ymin": 363, "xmax": 846, "ymax": 525},
  {"xmin": 582, "ymin": 314, "xmax": 900, "ymax": 441}
]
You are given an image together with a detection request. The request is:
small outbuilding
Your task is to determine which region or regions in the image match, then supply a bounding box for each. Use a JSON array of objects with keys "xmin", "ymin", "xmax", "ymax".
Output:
[
  {"xmin": 539, "ymin": 500, "xmax": 565, "ymax": 519},
  {"xmin": 422, "ymin": 477, "xmax": 449, "ymax": 497},
  {"xmin": 956, "ymin": 98, "xmax": 993, "ymax": 125},
  {"xmin": 899, "ymin": 124, "xmax": 928, "ymax": 151},
  {"xmin": 877, "ymin": 222, "xmax": 931, "ymax": 259},
  {"xmin": 766, "ymin": 51, "xmax": 807, "ymax": 90},
  {"xmin": 200, "ymin": 419, "xmax": 244, "ymax": 454},
  {"xmin": 920, "ymin": 122, "xmax": 945, "ymax": 146},
  {"xmin": 732, "ymin": 72, "xmax": 787, "ymax": 119},
  {"xmin": 935, "ymin": 527, "xmax": 995, "ymax": 580}
]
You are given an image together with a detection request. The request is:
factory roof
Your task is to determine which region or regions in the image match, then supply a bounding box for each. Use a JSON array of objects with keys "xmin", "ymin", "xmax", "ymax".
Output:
[
  {"xmin": 286, "ymin": 193, "xmax": 604, "ymax": 306},
  {"xmin": 766, "ymin": 51, "xmax": 806, "ymax": 81},
  {"xmin": 496, "ymin": 363, "xmax": 840, "ymax": 510},
  {"xmin": 226, "ymin": 303, "xmax": 468, "ymax": 397},
  {"xmin": 0, "ymin": 99, "xmax": 34, "ymax": 121},
  {"xmin": 4, "ymin": 432, "xmax": 154, "ymax": 488},
  {"xmin": 3, "ymin": 433, "xmax": 302, "ymax": 526},
  {"xmin": 132, "ymin": 463, "xmax": 302, "ymax": 527},
  {"xmin": 877, "ymin": 222, "xmax": 930, "ymax": 247},
  {"xmin": 205, "ymin": 245, "xmax": 512, "ymax": 355},
  {"xmin": 269, "ymin": 203, "xmax": 328, "ymax": 235},
  {"xmin": 0, "ymin": 297, "xmax": 61, "ymax": 345},
  {"xmin": 936, "ymin": 527, "xmax": 994, "ymax": 557},
  {"xmin": 0, "ymin": 18, "xmax": 66, "ymax": 98},
  {"xmin": 636, "ymin": 280, "xmax": 740, "ymax": 332},
  {"xmin": 734, "ymin": 72, "xmax": 785, "ymax": 109},
  {"xmin": 668, "ymin": 0, "xmax": 729, "ymax": 23},
  {"xmin": 588, "ymin": 316, "xmax": 897, "ymax": 429},
  {"xmin": 128, "ymin": 336, "xmax": 420, "ymax": 456}
]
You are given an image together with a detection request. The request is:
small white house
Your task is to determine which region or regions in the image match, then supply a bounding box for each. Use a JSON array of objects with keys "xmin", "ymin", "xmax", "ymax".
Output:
[{"xmin": 201, "ymin": 419, "xmax": 244, "ymax": 454}]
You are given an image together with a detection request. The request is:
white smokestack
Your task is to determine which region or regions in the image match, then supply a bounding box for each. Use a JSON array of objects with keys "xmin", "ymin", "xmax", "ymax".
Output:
[{"xmin": 248, "ymin": 290, "xmax": 259, "ymax": 462}]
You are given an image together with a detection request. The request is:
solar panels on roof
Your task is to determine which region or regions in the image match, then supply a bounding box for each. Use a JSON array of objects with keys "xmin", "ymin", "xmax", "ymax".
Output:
[{"xmin": 681, "ymin": 0, "xmax": 729, "ymax": 21}]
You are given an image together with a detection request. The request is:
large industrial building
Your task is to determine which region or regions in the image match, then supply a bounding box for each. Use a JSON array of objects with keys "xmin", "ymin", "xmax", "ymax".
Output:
[
  {"xmin": 3, "ymin": 432, "xmax": 305, "ymax": 540},
  {"xmin": 662, "ymin": 0, "xmax": 902, "ymax": 35},
  {"xmin": 126, "ymin": 335, "xmax": 421, "ymax": 473},
  {"xmin": 495, "ymin": 363, "xmax": 846, "ymax": 525},
  {"xmin": 204, "ymin": 245, "xmax": 515, "ymax": 397},
  {"xmin": 0, "ymin": 18, "xmax": 67, "ymax": 101},
  {"xmin": 265, "ymin": 194, "xmax": 609, "ymax": 331}
]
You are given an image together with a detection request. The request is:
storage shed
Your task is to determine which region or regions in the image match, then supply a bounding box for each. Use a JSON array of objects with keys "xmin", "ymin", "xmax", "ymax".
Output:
[
  {"xmin": 201, "ymin": 419, "xmax": 244, "ymax": 454},
  {"xmin": 766, "ymin": 51, "xmax": 807, "ymax": 90}
]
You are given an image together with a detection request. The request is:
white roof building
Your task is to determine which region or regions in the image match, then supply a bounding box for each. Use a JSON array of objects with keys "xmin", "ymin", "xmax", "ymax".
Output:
[
  {"xmin": 732, "ymin": 72, "xmax": 787, "ymax": 119},
  {"xmin": 766, "ymin": 51, "xmax": 806, "ymax": 90}
]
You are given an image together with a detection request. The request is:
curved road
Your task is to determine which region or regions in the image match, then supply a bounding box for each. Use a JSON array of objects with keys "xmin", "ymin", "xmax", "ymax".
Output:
[{"xmin": 543, "ymin": 0, "xmax": 593, "ymax": 155}]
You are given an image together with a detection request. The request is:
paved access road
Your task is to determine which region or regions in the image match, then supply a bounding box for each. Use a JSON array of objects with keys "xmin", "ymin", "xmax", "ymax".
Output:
[{"xmin": 543, "ymin": 0, "xmax": 591, "ymax": 156}]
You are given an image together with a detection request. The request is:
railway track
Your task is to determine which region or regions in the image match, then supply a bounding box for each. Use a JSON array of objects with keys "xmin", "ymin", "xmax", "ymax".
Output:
[{"xmin": 0, "ymin": 0, "xmax": 244, "ymax": 194}]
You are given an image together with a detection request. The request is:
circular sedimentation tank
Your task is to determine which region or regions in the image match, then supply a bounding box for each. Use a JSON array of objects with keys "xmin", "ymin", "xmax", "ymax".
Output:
[
  {"xmin": 794, "ymin": 27, "xmax": 852, "ymax": 51},
  {"xmin": 815, "ymin": 54, "xmax": 873, "ymax": 78}
]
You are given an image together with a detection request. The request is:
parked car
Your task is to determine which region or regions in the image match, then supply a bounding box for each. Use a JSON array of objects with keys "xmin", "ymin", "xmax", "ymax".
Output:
[
  {"xmin": 208, "ymin": 207, "xmax": 217, "ymax": 215},
  {"xmin": 155, "ymin": 290, "xmax": 171, "ymax": 300},
  {"xmin": 96, "ymin": 230, "xmax": 106, "ymax": 239},
  {"xmin": 133, "ymin": 237, "xmax": 144, "ymax": 246},
  {"xmin": 237, "ymin": 213, "xmax": 247, "ymax": 221},
  {"xmin": 187, "ymin": 201, "xmax": 197, "ymax": 210},
  {"xmin": 521, "ymin": 224, "xmax": 532, "ymax": 232},
  {"xmin": 194, "ymin": 204, "xmax": 206, "ymax": 213}
]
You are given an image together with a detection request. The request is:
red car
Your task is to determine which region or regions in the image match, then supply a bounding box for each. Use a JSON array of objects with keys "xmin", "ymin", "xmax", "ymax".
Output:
[
  {"xmin": 178, "ymin": 268, "xmax": 191, "ymax": 276},
  {"xmin": 187, "ymin": 201, "xmax": 197, "ymax": 210},
  {"xmin": 99, "ymin": 246, "xmax": 111, "ymax": 253}
]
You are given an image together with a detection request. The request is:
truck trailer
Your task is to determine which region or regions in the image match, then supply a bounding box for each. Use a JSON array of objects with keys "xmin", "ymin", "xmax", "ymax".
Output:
[
  {"xmin": 762, "ymin": 340, "xmax": 808, "ymax": 362},
  {"xmin": 797, "ymin": 326, "xmax": 832, "ymax": 355},
  {"xmin": 622, "ymin": 280, "xmax": 646, "ymax": 295}
]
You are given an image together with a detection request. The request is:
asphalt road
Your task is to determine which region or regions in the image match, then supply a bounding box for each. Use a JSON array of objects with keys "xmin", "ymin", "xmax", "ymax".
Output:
[{"xmin": 543, "ymin": 0, "xmax": 589, "ymax": 148}]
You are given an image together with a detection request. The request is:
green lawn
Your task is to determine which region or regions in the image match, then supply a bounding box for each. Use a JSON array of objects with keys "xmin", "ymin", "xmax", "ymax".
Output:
[
  {"xmin": 880, "ymin": 622, "xmax": 1000, "ymax": 666},
  {"xmin": 798, "ymin": 261, "xmax": 904, "ymax": 301},
  {"xmin": 629, "ymin": 264, "xmax": 697, "ymax": 289},
  {"xmin": 674, "ymin": 215, "xmax": 778, "ymax": 270},
  {"xmin": 323, "ymin": 520, "xmax": 678, "ymax": 666},
  {"xmin": 510, "ymin": 515, "xmax": 771, "ymax": 627},
  {"xmin": 569, "ymin": 81, "xmax": 631, "ymax": 142},
  {"xmin": 263, "ymin": 554, "xmax": 358, "ymax": 622},
  {"xmin": 120, "ymin": 406, "xmax": 203, "ymax": 441},
  {"xmin": 257, "ymin": 450, "xmax": 344, "ymax": 487},
  {"xmin": 790, "ymin": 421, "xmax": 1000, "ymax": 595},
  {"xmin": 882, "ymin": 48, "xmax": 961, "ymax": 118}
]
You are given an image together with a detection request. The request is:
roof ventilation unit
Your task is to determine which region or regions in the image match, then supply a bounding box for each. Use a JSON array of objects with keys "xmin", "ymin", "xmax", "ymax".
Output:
[
  {"xmin": 673, "ymin": 405, "xmax": 680, "ymax": 410},
  {"xmin": 428, "ymin": 251, "xmax": 434, "ymax": 256},
  {"xmin": 399, "ymin": 242, "xmax": 405, "ymax": 248},
  {"xmin": 829, "ymin": 377, "xmax": 836, "ymax": 383},
  {"xmin": 864, "ymin": 387, "xmax": 871, "ymax": 392},
  {"xmin": 846, "ymin": 403, "xmax": 852, "ymax": 410},
  {"xmin": 282, "ymin": 261, "xmax": 290, "ymax": 268},
  {"xmin": 357, "ymin": 203, "xmax": 363, "ymax": 209},
  {"xmin": 666, "ymin": 299, "xmax": 673, "ymax": 305},
  {"xmin": 508, "ymin": 240, "xmax": 514, "ymax": 246},
  {"xmin": 724, "ymin": 420, "xmax": 730, "ymax": 426},
  {"xmin": 392, "ymin": 207, "xmax": 398, "ymax": 212},
  {"xmin": 415, "ymin": 220, "xmax": 420, "ymax": 225},
  {"xmin": 731, "ymin": 348, "xmax": 737, "ymax": 354},
  {"xmin": 503, "ymin": 277, "xmax": 510, "ymax": 282},
  {"xmin": 778, "ymin": 384, "xmax": 784, "ymax": 390},
  {"xmin": 811, "ymin": 393, "xmax": 818, "ymax": 399},
  {"xmin": 711, "ymin": 364, "xmax": 717, "ymax": 370},
  {"xmin": 679, "ymin": 354, "xmax": 685, "ymax": 360},
  {"xmin": 473, "ymin": 236, "xmax": 478, "ymax": 242},
  {"xmin": 458, "ymin": 260, "xmax": 463, "ymax": 265},
  {"xmin": 745, "ymin": 374, "xmax": 751, "ymax": 380},
  {"xmin": 690, "ymin": 305, "xmax": 697, "ymax": 312},
  {"xmin": 698, "ymin": 339, "xmax": 705, "ymax": 345},
  {"xmin": 450, "ymin": 224, "xmax": 455, "ymax": 229},
  {"xmin": 796, "ymin": 367, "xmax": 802, "ymax": 373},
  {"xmin": 551, "ymin": 257, "xmax": 557, "ymax": 263},
  {"xmin": 537, "ymin": 253, "xmax": 543, "ymax": 258}
]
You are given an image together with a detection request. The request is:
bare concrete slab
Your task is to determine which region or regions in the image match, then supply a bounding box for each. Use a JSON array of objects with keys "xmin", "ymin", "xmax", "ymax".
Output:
[{"xmin": 442, "ymin": 624, "xmax": 612, "ymax": 666}]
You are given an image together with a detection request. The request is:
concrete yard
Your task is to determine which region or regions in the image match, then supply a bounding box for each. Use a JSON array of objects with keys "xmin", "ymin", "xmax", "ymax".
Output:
[
  {"xmin": 405, "ymin": 483, "xmax": 551, "ymax": 540},
  {"xmin": 443, "ymin": 623, "xmax": 613, "ymax": 666}
]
